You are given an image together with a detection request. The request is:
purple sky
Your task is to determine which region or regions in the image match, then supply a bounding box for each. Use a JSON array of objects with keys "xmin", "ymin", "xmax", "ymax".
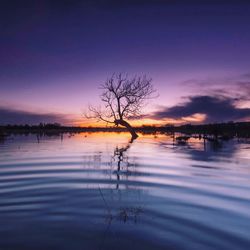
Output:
[{"xmin": 1, "ymin": 0, "xmax": 250, "ymax": 125}]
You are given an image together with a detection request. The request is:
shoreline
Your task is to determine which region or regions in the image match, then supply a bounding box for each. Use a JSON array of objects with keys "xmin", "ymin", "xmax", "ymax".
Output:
[{"xmin": 1, "ymin": 121, "xmax": 250, "ymax": 139}]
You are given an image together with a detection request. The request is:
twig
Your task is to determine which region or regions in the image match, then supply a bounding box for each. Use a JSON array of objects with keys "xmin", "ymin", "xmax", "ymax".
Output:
[{"xmin": 98, "ymin": 185, "xmax": 112, "ymax": 218}]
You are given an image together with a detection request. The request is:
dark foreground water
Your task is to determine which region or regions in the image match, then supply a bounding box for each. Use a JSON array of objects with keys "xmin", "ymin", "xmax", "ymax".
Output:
[{"xmin": 0, "ymin": 132, "xmax": 250, "ymax": 250}]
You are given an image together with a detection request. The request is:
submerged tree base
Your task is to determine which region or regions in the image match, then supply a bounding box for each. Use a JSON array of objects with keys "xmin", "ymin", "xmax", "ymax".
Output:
[
  {"xmin": 85, "ymin": 73, "xmax": 155, "ymax": 142},
  {"xmin": 114, "ymin": 119, "xmax": 138, "ymax": 142}
]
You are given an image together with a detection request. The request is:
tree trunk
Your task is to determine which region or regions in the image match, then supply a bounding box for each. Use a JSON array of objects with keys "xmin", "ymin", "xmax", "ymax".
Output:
[{"xmin": 114, "ymin": 119, "xmax": 138, "ymax": 141}]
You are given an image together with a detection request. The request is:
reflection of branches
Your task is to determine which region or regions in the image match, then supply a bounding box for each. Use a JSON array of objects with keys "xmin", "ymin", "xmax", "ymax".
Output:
[
  {"xmin": 98, "ymin": 185, "xmax": 112, "ymax": 218},
  {"xmin": 114, "ymin": 143, "xmax": 130, "ymax": 172},
  {"xmin": 0, "ymin": 133, "xmax": 6, "ymax": 144},
  {"xmin": 118, "ymin": 207, "xmax": 144, "ymax": 223},
  {"xmin": 112, "ymin": 142, "xmax": 131, "ymax": 190},
  {"xmin": 97, "ymin": 141, "xmax": 144, "ymax": 249}
]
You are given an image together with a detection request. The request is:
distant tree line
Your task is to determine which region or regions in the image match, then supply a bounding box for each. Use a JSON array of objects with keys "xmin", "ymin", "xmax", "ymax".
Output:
[
  {"xmin": 171, "ymin": 122, "xmax": 250, "ymax": 138},
  {"xmin": 0, "ymin": 123, "xmax": 129, "ymax": 137},
  {"xmin": 0, "ymin": 121, "xmax": 249, "ymax": 138},
  {"xmin": 131, "ymin": 122, "xmax": 250, "ymax": 139}
]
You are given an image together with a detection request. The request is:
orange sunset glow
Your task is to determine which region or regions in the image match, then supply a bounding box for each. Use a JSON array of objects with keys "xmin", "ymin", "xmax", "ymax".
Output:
[{"xmin": 1, "ymin": 1, "xmax": 250, "ymax": 250}]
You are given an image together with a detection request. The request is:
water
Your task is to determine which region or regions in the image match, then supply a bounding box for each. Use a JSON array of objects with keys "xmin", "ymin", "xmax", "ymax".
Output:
[{"xmin": 0, "ymin": 132, "xmax": 250, "ymax": 250}]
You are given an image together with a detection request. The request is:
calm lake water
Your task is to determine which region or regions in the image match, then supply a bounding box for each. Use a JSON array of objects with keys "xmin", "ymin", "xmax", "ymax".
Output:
[{"xmin": 0, "ymin": 132, "xmax": 250, "ymax": 250}]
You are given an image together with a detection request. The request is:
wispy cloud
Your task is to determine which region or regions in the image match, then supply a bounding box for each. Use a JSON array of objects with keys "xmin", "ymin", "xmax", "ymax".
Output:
[{"xmin": 181, "ymin": 73, "xmax": 250, "ymax": 100}]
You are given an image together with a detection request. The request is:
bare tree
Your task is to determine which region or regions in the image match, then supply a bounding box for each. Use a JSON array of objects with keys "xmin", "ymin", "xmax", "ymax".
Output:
[{"xmin": 86, "ymin": 73, "xmax": 156, "ymax": 141}]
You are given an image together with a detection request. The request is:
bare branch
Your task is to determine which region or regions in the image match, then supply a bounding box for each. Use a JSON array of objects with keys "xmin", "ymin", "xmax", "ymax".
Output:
[
  {"xmin": 85, "ymin": 73, "xmax": 157, "ymax": 137},
  {"xmin": 84, "ymin": 105, "xmax": 114, "ymax": 124}
]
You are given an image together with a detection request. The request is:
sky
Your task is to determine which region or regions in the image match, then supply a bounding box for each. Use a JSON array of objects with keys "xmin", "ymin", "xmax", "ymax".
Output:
[{"xmin": 1, "ymin": 0, "xmax": 250, "ymax": 126}]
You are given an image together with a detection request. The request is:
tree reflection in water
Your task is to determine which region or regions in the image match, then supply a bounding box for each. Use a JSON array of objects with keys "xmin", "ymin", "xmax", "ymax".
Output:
[
  {"xmin": 97, "ymin": 140, "xmax": 144, "ymax": 249},
  {"xmin": 113, "ymin": 142, "xmax": 131, "ymax": 190}
]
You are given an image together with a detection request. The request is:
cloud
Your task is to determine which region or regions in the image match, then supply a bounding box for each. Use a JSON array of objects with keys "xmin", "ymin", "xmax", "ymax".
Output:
[
  {"xmin": 0, "ymin": 107, "xmax": 70, "ymax": 125},
  {"xmin": 151, "ymin": 95, "xmax": 250, "ymax": 123},
  {"xmin": 180, "ymin": 73, "xmax": 250, "ymax": 109},
  {"xmin": 181, "ymin": 73, "xmax": 250, "ymax": 99},
  {"xmin": 237, "ymin": 81, "xmax": 250, "ymax": 96}
]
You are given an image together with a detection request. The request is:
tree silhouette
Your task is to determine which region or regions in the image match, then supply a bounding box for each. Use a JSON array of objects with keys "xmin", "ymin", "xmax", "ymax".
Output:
[{"xmin": 86, "ymin": 73, "xmax": 156, "ymax": 140}]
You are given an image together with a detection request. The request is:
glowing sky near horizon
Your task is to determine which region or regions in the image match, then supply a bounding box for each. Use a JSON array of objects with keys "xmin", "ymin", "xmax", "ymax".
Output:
[{"xmin": 1, "ymin": 0, "xmax": 250, "ymax": 126}]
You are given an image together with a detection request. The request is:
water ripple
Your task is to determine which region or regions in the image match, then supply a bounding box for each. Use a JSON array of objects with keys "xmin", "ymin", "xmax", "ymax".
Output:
[{"xmin": 0, "ymin": 134, "xmax": 250, "ymax": 250}]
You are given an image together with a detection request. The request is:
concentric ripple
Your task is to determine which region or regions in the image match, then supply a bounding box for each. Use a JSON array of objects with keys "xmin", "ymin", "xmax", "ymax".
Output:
[{"xmin": 0, "ymin": 133, "xmax": 250, "ymax": 250}]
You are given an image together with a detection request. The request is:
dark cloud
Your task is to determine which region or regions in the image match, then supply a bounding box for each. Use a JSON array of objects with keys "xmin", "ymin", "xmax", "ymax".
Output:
[
  {"xmin": 151, "ymin": 95, "xmax": 250, "ymax": 123},
  {"xmin": 0, "ymin": 107, "xmax": 69, "ymax": 125}
]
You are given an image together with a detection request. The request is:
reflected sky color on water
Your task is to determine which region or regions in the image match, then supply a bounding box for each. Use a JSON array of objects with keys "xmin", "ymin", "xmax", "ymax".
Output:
[{"xmin": 0, "ymin": 132, "xmax": 250, "ymax": 250}]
